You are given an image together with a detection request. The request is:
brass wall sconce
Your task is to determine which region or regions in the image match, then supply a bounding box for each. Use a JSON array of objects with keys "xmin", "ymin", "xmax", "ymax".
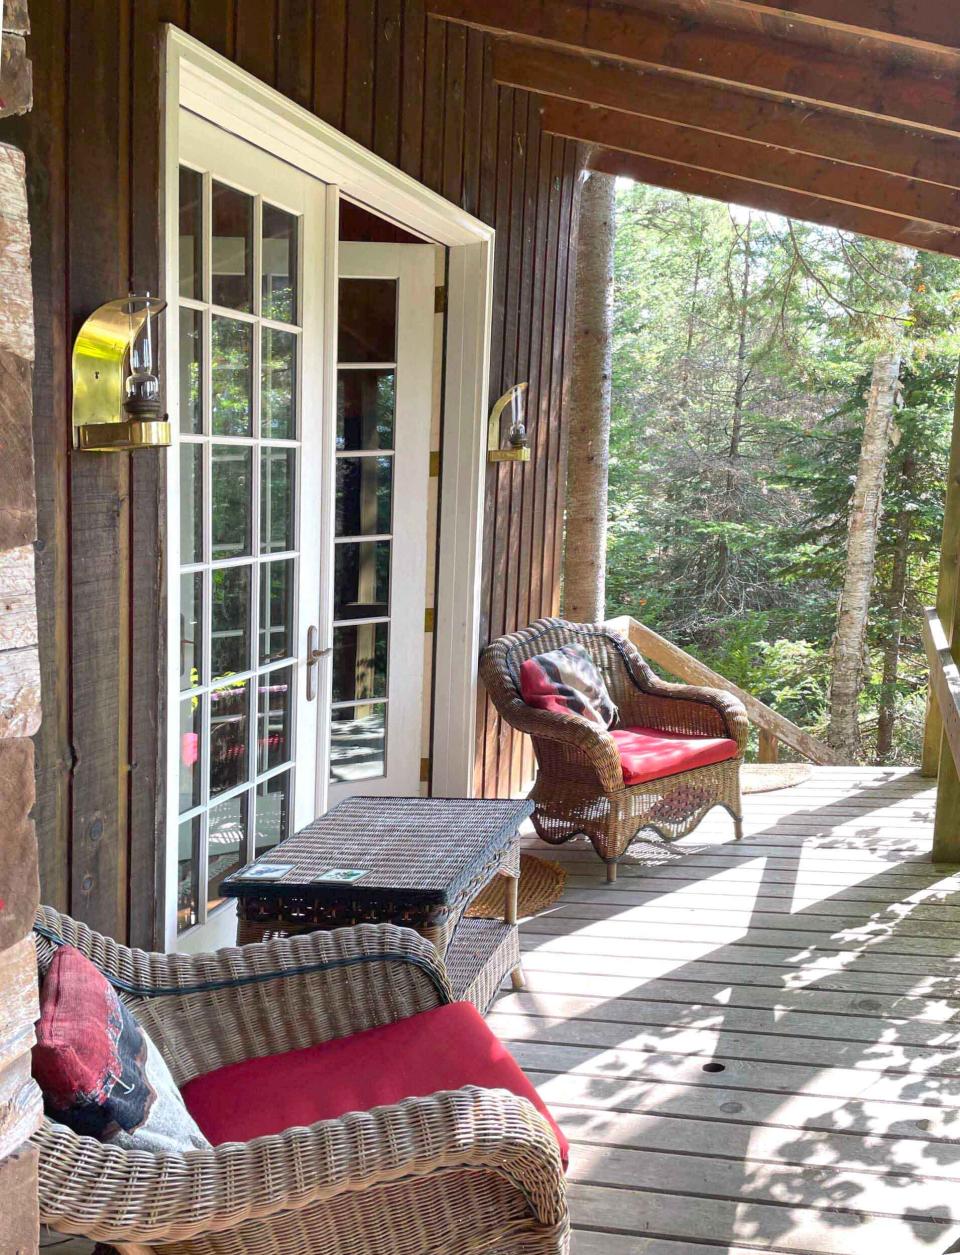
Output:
[
  {"xmin": 487, "ymin": 382, "xmax": 530, "ymax": 463},
  {"xmin": 72, "ymin": 293, "xmax": 171, "ymax": 451}
]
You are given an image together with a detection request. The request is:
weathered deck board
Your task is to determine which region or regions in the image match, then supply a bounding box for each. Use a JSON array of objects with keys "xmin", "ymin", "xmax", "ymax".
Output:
[{"xmin": 507, "ymin": 767, "xmax": 960, "ymax": 1253}]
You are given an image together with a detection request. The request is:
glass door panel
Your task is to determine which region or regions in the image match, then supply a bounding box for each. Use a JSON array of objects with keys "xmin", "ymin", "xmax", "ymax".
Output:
[
  {"xmin": 173, "ymin": 112, "xmax": 326, "ymax": 947},
  {"xmin": 327, "ymin": 243, "xmax": 437, "ymax": 802}
]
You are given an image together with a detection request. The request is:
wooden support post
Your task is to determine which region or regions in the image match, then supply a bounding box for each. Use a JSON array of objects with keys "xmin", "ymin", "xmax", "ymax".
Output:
[
  {"xmin": 924, "ymin": 606, "xmax": 960, "ymax": 863},
  {"xmin": 922, "ymin": 366, "xmax": 960, "ymax": 777},
  {"xmin": 758, "ymin": 730, "xmax": 780, "ymax": 763},
  {"xmin": 0, "ymin": 16, "xmax": 41, "ymax": 1251}
]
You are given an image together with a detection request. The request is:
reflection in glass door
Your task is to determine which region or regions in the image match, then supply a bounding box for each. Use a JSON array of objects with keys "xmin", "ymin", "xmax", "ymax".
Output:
[
  {"xmin": 328, "ymin": 243, "xmax": 437, "ymax": 802},
  {"xmin": 173, "ymin": 114, "xmax": 325, "ymax": 942}
]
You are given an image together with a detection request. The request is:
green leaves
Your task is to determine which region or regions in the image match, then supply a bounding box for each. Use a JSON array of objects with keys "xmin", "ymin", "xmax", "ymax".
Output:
[{"xmin": 608, "ymin": 181, "xmax": 959, "ymax": 763}]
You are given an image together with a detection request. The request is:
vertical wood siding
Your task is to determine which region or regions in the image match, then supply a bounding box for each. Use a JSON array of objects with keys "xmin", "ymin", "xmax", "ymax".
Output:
[{"xmin": 0, "ymin": 0, "xmax": 581, "ymax": 945}]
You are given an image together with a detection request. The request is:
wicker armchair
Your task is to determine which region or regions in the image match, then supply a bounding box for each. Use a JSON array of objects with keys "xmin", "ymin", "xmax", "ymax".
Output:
[
  {"xmin": 31, "ymin": 906, "xmax": 569, "ymax": 1254},
  {"xmin": 480, "ymin": 618, "xmax": 749, "ymax": 880}
]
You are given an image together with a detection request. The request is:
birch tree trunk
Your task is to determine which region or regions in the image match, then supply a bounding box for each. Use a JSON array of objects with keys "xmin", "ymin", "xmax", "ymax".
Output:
[
  {"xmin": 827, "ymin": 277, "xmax": 912, "ymax": 759},
  {"xmin": 562, "ymin": 169, "xmax": 616, "ymax": 623}
]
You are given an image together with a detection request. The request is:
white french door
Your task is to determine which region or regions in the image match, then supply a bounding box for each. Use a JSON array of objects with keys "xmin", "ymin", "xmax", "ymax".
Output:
[
  {"xmin": 172, "ymin": 113, "xmax": 326, "ymax": 948},
  {"xmin": 169, "ymin": 117, "xmax": 441, "ymax": 951},
  {"xmin": 325, "ymin": 242, "xmax": 438, "ymax": 805}
]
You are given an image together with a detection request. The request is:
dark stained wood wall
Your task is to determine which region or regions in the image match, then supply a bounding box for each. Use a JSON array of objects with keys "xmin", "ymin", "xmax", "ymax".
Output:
[{"xmin": 0, "ymin": 1, "xmax": 581, "ymax": 945}]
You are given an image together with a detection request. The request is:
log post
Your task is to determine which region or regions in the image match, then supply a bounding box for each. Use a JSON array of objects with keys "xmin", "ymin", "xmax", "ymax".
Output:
[
  {"xmin": 931, "ymin": 588, "xmax": 960, "ymax": 863},
  {"xmin": 758, "ymin": 729, "xmax": 780, "ymax": 763},
  {"xmin": 922, "ymin": 364, "xmax": 960, "ymax": 777},
  {"xmin": 0, "ymin": 6, "xmax": 41, "ymax": 1252},
  {"xmin": 562, "ymin": 166, "xmax": 616, "ymax": 623}
]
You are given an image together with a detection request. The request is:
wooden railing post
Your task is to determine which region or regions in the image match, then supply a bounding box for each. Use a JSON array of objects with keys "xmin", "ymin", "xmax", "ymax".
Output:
[
  {"xmin": 922, "ymin": 361, "xmax": 960, "ymax": 777},
  {"xmin": 921, "ymin": 608, "xmax": 960, "ymax": 861},
  {"xmin": 758, "ymin": 730, "xmax": 780, "ymax": 763}
]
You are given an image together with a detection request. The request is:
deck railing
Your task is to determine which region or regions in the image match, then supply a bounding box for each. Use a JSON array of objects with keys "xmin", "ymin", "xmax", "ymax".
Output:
[
  {"xmin": 921, "ymin": 607, "xmax": 960, "ymax": 774},
  {"xmin": 921, "ymin": 606, "xmax": 960, "ymax": 860},
  {"xmin": 605, "ymin": 615, "xmax": 840, "ymax": 766}
]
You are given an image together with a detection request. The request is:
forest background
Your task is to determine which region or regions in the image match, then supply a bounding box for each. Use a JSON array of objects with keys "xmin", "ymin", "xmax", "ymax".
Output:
[{"xmin": 606, "ymin": 182, "xmax": 960, "ymax": 764}]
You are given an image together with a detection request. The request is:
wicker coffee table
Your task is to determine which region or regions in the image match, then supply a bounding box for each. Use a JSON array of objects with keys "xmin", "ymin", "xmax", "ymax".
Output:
[{"xmin": 222, "ymin": 796, "xmax": 533, "ymax": 1012}]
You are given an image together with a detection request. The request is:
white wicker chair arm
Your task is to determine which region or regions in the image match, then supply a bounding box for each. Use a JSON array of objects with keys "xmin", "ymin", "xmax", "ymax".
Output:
[{"xmin": 35, "ymin": 1086, "xmax": 568, "ymax": 1246}]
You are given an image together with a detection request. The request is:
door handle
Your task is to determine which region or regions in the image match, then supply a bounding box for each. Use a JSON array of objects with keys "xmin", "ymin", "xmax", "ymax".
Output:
[{"xmin": 306, "ymin": 625, "xmax": 330, "ymax": 702}]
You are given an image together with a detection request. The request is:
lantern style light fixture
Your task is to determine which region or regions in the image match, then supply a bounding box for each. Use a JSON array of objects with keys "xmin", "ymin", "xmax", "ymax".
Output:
[
  {"xmin": 72, "ymin": 293, "xmax": 171, "ymax": 451},
  {"xmin": 487, "ymin": 381, "xmax": 530, "ymax": 462}
]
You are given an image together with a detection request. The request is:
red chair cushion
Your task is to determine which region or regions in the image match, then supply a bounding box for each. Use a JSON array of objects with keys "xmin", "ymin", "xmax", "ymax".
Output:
[
  {"xmin": 181, "ymin": 1001, "xmax": 569, "ymax": 1169},
  {"xmin": 611, "ymin": 725, "xmax": 738, "ymax": 787}
]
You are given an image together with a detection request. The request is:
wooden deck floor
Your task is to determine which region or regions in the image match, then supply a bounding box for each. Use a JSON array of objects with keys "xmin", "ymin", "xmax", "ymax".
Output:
[{"xmin": 498, "ymin": 766, "xmax": 960, "ymax": 1255}]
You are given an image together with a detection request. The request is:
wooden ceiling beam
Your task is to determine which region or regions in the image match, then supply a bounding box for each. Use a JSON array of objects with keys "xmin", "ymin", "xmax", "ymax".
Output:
[
  {"xmin": 427, "ymin": 0, "xmax": 960, "ymax": 135},
  {"xmin": 541, "ymin": 99, "xmax": 960, "ymax": 230},
  {"xmin": 714, "ymin": 1, "xmax": 960, "ymax": 52},
  {"xmin": 588, "ymin": 148, "xmax": 960, "ymax": 257},
  {"xmin": 493, "ymin": 41, "xmax": 960, "ymax": 191}
]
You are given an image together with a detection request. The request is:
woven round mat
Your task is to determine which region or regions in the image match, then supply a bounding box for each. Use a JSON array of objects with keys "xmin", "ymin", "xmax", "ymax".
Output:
[
  {"xmin": 466, "ymin": 854, "xmax": 566, "ymax": 920},
  {"xmin": 741, "ymin": 762, "xmax": 812, "ymax": 793}
]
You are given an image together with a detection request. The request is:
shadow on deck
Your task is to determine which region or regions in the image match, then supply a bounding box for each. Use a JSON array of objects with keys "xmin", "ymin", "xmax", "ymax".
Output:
[{"xmin": 501, "ymin": 767, "xmax": 960, "ymax": 1254}]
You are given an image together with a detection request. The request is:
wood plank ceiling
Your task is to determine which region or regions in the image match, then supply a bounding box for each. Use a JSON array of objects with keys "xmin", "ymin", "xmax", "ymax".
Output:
[{"xmin": 426, "ymin": 0, "xmax": 960, "ymax": 255}]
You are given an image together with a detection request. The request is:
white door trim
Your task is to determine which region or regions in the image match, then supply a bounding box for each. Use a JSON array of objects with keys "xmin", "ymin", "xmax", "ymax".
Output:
[{"xmin": 162, "ymin": 27, "xmax": 493, "ymax": 947}]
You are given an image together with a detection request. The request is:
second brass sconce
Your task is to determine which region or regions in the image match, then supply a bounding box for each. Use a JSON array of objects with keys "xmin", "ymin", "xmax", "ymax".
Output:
[{"xmin": 487, "ymin": 382, "xmax": 530, "ymax": 463}]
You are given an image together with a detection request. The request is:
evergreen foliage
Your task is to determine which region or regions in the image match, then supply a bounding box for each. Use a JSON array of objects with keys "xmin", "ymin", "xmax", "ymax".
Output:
[{"xmin": 606, "ymin": 183, "xmax": 960, "ymax": 762}]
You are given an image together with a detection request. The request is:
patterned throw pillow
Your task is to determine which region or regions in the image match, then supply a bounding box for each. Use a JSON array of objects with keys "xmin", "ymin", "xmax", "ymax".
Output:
[
  {"xmin": 32, "ymin": 945, "xmax": 210, "ymax": 1153},
  {"xmin": 519, "ymin": 643, "xmax": 618, "ymax": 728}
]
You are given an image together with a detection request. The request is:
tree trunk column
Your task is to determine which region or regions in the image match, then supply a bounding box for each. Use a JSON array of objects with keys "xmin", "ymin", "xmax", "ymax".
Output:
[
  {"xmin": 562, "ymin": 168, "xmax": 616, "ymax": 624},
  {"xmin": 828, "ymin": 348, "xmax": 903, "ymax": 759}
]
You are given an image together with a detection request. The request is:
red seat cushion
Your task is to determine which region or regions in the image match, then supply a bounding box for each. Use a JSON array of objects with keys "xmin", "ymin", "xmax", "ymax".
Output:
[
  {"xmin": 611, "ymin": 725, "xmax": 738, "ymax": 787},
  {"xmin": 181, "ymin": 1001, "xmax": 568, "ymax": 1169}
]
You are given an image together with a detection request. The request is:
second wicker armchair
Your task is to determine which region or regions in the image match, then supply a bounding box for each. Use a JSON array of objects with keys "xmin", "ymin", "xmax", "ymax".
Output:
[{"xmin": 480, "ymin": 618, "xmax": 748, "ymax": 881}]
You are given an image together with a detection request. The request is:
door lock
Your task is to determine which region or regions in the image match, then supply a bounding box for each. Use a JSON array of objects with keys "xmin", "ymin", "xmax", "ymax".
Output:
[{"xmin": 306, "ymin": 625, "xmax": 330, "ymax": 701}]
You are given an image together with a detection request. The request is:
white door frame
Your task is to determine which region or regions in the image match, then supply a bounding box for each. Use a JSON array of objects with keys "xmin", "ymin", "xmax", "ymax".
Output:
[{"xmin": 162, "ymin": 27, "xmax": 494, "ymax": 948}]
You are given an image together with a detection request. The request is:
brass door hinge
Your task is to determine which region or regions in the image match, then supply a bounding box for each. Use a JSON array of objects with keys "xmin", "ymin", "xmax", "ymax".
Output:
[
  {"xmin": 434, "ymin": 285, "xmax": 447, "ymax": 314},
  {"xmin": 424, "ymin": 607, "xmax": 435, "ymax": 633},
  {"xmin": 429, "ymin": 450, "xmax": 441, "ymax": 478},
  {"xmin": 420, "ymin": 757, "xmax": 431, "ymax": 782}
]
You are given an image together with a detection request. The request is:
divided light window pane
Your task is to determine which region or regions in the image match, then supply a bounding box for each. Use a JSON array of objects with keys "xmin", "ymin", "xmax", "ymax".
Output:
[
  {"xmin": 260, "ymin": 559, "xmax": 294, "ymax": 663},
  {"xmin": 261, "ymin": 448, "xmax": 295, "ymax": 553},
  {"xmin": 262, "ymin": 203, "xmax": 299, "ymax": 323},
  {"xmin": 257, "ymin": 665, "xmax": 292, "ymax": 773},
  {"xmin": 261, "ymin": 327, "xmax": 297, "ymax": 439},
  {"xmin": 332, "ymin": 623, "xmax": 388, "ymax": 703},
  {"xmin": 211, "ymin": 180, "xmax": 253, "ymax": 312},
  {"xmin": 180, "ymin": 572, "xmax": 202, "ymax": 690},
  {"xmin": 207, "ymin": 792, "xmax": 247, "ymax": 911},
  {"xmin": 211, "ymin": 317, "xmax": 253, "ymax": 436},
  {"xmin": 336, "ymin": 456, "xmax": 392, "ymax": 537},
  {"xmin": 337, "ymin": 369, "xmax": 395, "ymax": 450},
  {"xmin": 334, "ymin": 541, "xmax": 390, "ymax": 620},
  {"xmin": 210, "ymin": 681, "xmax": 251, "ymax": 797},
  {"xmin": 212, "ymin": 445, "xmax": 253, "ymax": 559},
  {"xmin": 180, "ymin": 444, "xmax": 203, "ymax": 566},
  {"xmin": 211, "ymin": 565, "xmax": 252, "ymax": 681},
  {"xmin": 330, "ymin": 704, "xmax": 386, "ymax": 784},
  {"xmin": 178, "ymin": 167, "xmax": 202, "ymax": 301},
  {"xmin": 338, "ymin": 279, "xmax": 397, "ymax": 362},
  {"xmin": 179, "ymin": 308, "xmax": 202, "ymax": 434}
]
